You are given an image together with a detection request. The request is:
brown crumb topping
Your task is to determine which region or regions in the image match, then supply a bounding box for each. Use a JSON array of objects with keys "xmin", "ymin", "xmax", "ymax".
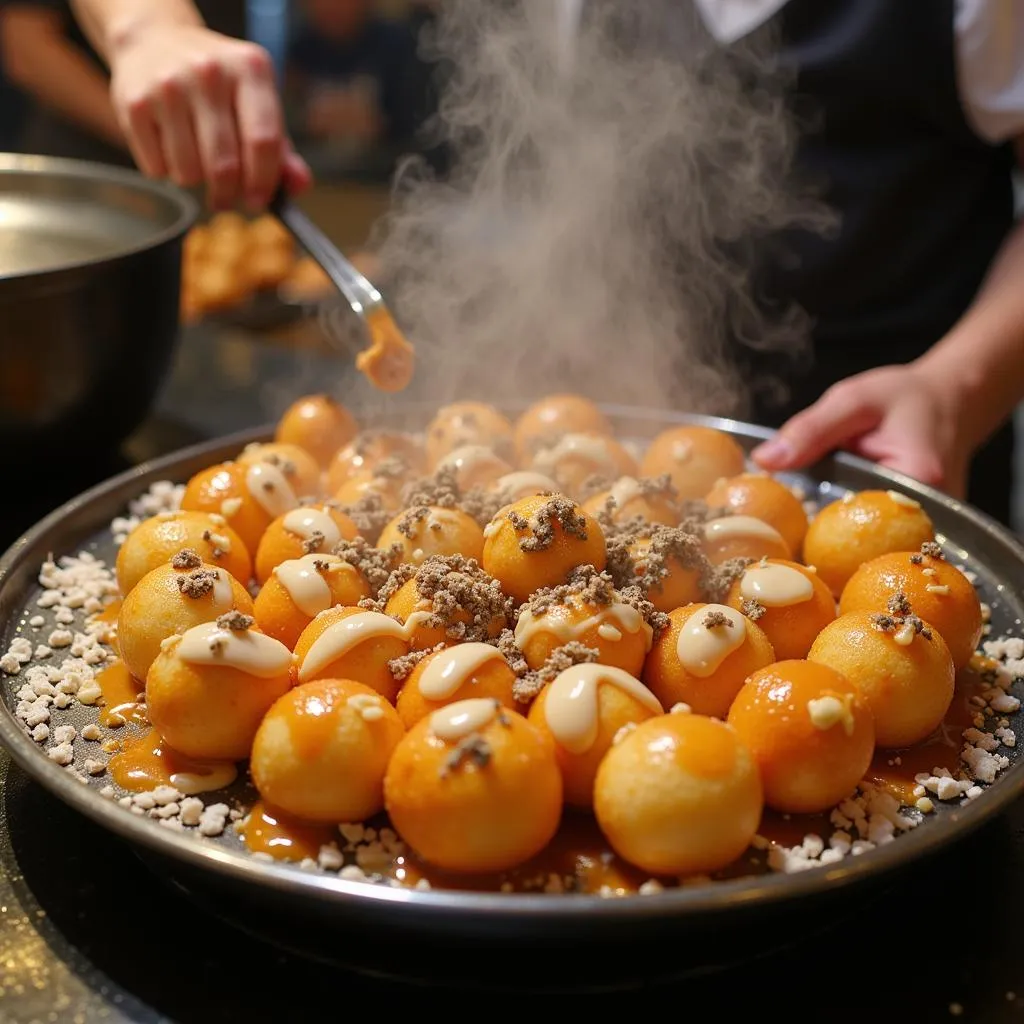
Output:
[
  {"xmin": 332, "ymin": 493, "xmax": 393, "ymax": 543},
  {"xmin": 388, "ymin": 643, "xmax": 445, "ymax": 681},
  {"xmin": 887, "ymin": 592, "xmax": 912, "ymax": 617},
  {"xmin": 870, "ymin": 594, "xmax": 932, "ymax": 640},
  {"xmin": 171, "ymin": 548, "xmax": 203, "ymax": 571},
  {"xmin": 502, "ymin": 634, "xmax": 600, "ymax": 704},
  {"xmin": 301, "ymin": 530, "xmax": 326, "ymax": 554},
  {"xmin": 401, "ymin": 467, "xmax": 460, "ymax": 510},
  {"xmin": 513, "ymin": 496, "xmax": 588, "ymax": 552},
  {"xmin": 741, "ymin": 598, "xmax": 766, "ymax": 621},
  {"xmin": 176, "ymin": 568, "xmax": 220, "ymax": 599},
  {"xmin": 332, "ymin": 536, "xmax": 402, "ymax": 597},
  {"xmin": 200, "ymin": 530, "xmax": 226, "ymax": 559},
  {"xmin": 920, "ymin": 541, "xmax": 944, "ymax": 560},
  {"xmin": 577, "ymin": 474, "xmax": 613, "ymax": 502},
  {"xmin": 396, "ymin": 505, "xmax": 430, "ymax": 538},
  {"xmin": 614, "ymin": 525, "xmax": 706, "ymax": 595},
  {"xmin": 216, "ymin": 611, "xmax": 254, "ymax": 631},
  {"xmin": 700, "ymin": 557, "xmax": 753, "ymax": 604},
  {"xmin": 526, "ymin": 564, "xmax": 616, "ymax": 616},
  {"xmin": 619, "ymin": 583, "xmax": 670, "ymax": 637},
  {"xmin": 440, "ymin": 734, "xmax": 492, "ymax": 777},
  {"xmin": 702, "ymin": 609, "xmax": 731, "ymax": 629}
]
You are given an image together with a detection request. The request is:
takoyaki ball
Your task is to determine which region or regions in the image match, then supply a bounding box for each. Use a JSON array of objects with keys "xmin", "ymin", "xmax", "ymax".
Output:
[
  {"xmin": 115, "ymin": 510, "xmax": 251, "ymax": 596},
  {"xmin": 581, "ymin": 475, "xmax": 679, "ymax": 528},
  {"xmin": 332, "ymin": 468, "xmax": 408, "ymax": 517},
  {"xmin": 181, "ymin": 460, "xmax": 293, "ymax": 554},
  {"xmin": 325, "ymin": 430, "xmax": 425, "ymax": 493},
  {"xmin": 117, "ymin": 550, "xmax": 255, "ymax": 682},
  {"xmin": 727, "ymin": 660, "xmax": 875, "ymax": 814},
  {"xmin": 246, "ymin": 213, "xmax": 292, "ymax": 251},
  {"xmin": 593, "ymin": 712, "xmax": 763, "ymax": 877},
  {"xmin": 190, "ymin": 262, "xmax": 250, "ymax": 314},
  {"xmin": 527, "ymin": 664, "xmax": 663, "ymax": 808},
  {"xmin": 802, "ymin": 489, "xmax": 935, "ymax": 597},
  {"xmin": 253, "ymin": 554, "xmax": 371, "ymax": 650},
  {"xmin": 253, "ymin": 503, "xmax": 359, "ymax": 584},
  {"xmin": 704, "ymin": 472, "xmax": 809, "ymax": 555},
  {"xmin": 724, "ymin": 559, "xmax": 836, "ymax": 661},
  {"xmin": 396, "ymin": 642, "xmax": 518, "ymax": 730},
  {"xmin": 482, "ymin": 494, "xmax": 607, "ymax": 605},
  {"xmin": 639, "ymin": 426, "xmax": 747, "ymax": 501},
  {"xmin": 280, "ymin": 255, "xmax": 332, "ymax": 301},
  {"xmin": 623, "ymin": 527, "xmax": 705, "ymax": 613},
  {"xmin": 514, "ymin": 573, "xmax": 653, "ymax": 677},
  {"xmin": 488, "ymin": 471, "xmax": 560, "ymax": 503},
  {"xmin": 513, "ymin": 394, "xmax": 613, "ymax": 464},
  {"xmin": 377, "ymin": 506, "xmax": 485, "ymax": 566},
  {"xmin": 146, "ymin": 612, "xmax": 292, "ymax": 761},
  {"xmin": 274, "ymin": 393, "xmax": 359, "ymax": 468},
  {"xmin": 384, "ymin": 699, "xmax": 562, "ymax": 873},
  {"xmin": 808, "ymin": 610, "xmax": 954, "ymax": 748},
  {"xmin": 251, "ymin": 678, "xmax": 405, "ymax": 823},
  {"xmin": 425, "ymin": 402, "xmax": 515, "ymax": 466},
  {"xmin": 839, "ymin": 546, "xmax": 982, "ymax": 670},
  {"xmin": 236, "ymin": 442, "xmax": 322, "ymax": 500},
  {"xmin": 434, "ymin": 445, "xmax": 513, "ymax": 492},
  {"xmin": 246, "ymin": 245, "xmax": 295, "ymax": 291},
  {"xmin": 702, "ymin": 515, "xmax": 792, "ymax": 565},
  {"xmin": 530, "ymin": 433, "xmax": 637, "ymax": 498},
  {"xmin": 642, "ymin": 603, "xmax": 775, "ymax": 719},
  {"xmin": 292, "ymin": 605, "xmax": 409, "ymax": 704},
  {"xmin": 383, "ymin": 557, "xmax": 510, "ymax": 652}
]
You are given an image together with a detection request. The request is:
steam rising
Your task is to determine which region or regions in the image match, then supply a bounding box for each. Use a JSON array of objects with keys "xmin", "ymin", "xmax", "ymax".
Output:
[{"xmin": 374, "ymin": 0, "xmax": 830, "ymax": 415}]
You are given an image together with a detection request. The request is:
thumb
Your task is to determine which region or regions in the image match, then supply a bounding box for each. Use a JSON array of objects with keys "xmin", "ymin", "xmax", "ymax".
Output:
[
  {"xmin": 751, "ymin": 383, "xmax": 882, "ymax": 470},
  {"xmin": 281, "ymin": 139, "xmax": 312, "ymax": 195}
]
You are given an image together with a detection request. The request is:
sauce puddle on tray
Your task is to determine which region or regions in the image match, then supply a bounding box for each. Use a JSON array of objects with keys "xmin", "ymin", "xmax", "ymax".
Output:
[{"xmin": 109, "ymin": 727, "xmax": 236, "ymax": 794}]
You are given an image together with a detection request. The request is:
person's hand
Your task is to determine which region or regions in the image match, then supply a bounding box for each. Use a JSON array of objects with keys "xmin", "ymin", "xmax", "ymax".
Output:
[
  {"xmin": 750, "ymin": 364, "xmax": 974, "ymax": 498},
  {"xmin": 108, "ymin": 24, "xmax": 312, "ymax": 210}
]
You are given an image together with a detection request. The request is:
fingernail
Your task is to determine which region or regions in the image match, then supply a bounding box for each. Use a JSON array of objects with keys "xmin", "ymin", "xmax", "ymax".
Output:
[{"xmin": 752, "ymin": 437, "xmax": 794, "ymax": 466}]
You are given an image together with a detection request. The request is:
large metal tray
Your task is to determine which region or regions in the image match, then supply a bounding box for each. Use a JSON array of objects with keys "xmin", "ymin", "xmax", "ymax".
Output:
[{"xmin": 1, "ymin": 405, "xmax": 1022, "ymax": 954}]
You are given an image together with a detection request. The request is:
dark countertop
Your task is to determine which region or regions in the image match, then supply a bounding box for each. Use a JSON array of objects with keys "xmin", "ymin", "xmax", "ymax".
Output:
[{"xmin": 3, "ymin": 323, "xmax": 1024, "ymax": 1022}]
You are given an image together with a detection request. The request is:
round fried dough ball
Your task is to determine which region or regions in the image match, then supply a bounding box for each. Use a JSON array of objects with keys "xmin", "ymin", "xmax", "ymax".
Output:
[
  {"xmin": 115, "ymin": 510, "xmax": 251, "ymax": 596},
  {"xmin": 581, "ymin": 476, "xmax": 679, "ymax": 528},
  {"xmin": 425, "ymin": 402, "xmax": 514, "ymax": 466},
  {"xmin": 802, "ymin": 489, "xmax": 935, "ymax": 596},
  {"xmin": 639, "ymin": 426, "xmax": 746, "ymax": 500},
  {"xmin": 625, "ymin": 528, "xmax": 705, "ymax": 613},
  {"xmin": 253, "ymin": 503, "xmax": 359, "ymax": 584},
  {"xmin": 727, "ymin": 660, "xmax": 875, "ymax": 814},
  {"xmin": 513, "ymin": 394, "xmax": 613, "ymax": 464},
  {"xmin": 274, "ymin": 394, "xmax": 359, "ymax": 468},
  {"xmin": 377, "ymin": 506, "xmax": 485, "ymax": 566},
  {"xmin": 251, "ymin": 678, "xmax": 405, "ymax": 822},
  {"xmin": 384, "ymin": 699, "xmax": 563, "ymax": 873},
  {"xmin": 117, "ymin": 551, "xmax": 254, "ymax": 682},
  {"xmin": 530, "ymin": 433, "xmax": 637, "ymax": 499},
  {"xmin": 808, "ymin": 611, "xmax": 954, "ymax": 747},
  {"xmin": 704, "ymin": 472, "xmax": 809, "ymax": 555},
  {"xmin": 325, "ymin": 430, "xmax": 425, "ymax": 493},
  {"xmin": 593, "ymin": 712, "xmax": 763, "ymax": 877},
  {"xmin": 702, "ymin": 514, "xmax": 792, "ymax": 565},
  {"xmin": 236, "ymin": 442, "xmax": 322, "ymax": 500},
  {"xmin": 434, "ymin": 445, "xmax": 513, "ymax": 491},
  {"xmin": 839, "ymin": 547, "xmax": 982, "ymax": 670},
  {"xmin": 642, "ymin": 603, "xmax": 775, "ymax": 718}
]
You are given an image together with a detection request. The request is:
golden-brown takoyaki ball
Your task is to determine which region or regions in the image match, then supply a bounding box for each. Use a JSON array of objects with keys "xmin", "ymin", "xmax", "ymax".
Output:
[
  {"xmin": 530, "ymin": 433, "xmax": 638, "ymax": 498},
  {"xmin": 332, "ymin": 468, "xmax": 408, "ymax": 516},
  {"xmin": 704, "ymin": 472, "xmax": 809, "ymax": 555},
  {"xmin": 727, "ymin": 659, "xmax": 875, "ymax": 814},
  {"xmin": 425, "ymin": 402, "xmax": 515, "ymax": 466},
  {"xmin": 581, "ymin": 475, "xmax": 679, "ymax": 528},
  {"xmin": 115, "ymin": 510, "xmax": 251, "ymax": 596},
  {"xmin": 513, "ymin": 394, "xmax": 613, "ymax": 464},
  {"xmin": 838, "ymin": 548, "xmax": 982, "ymax": 670},
  {"xmin": 247, "ymin": 213, "xmax": 292, "ymax": 251},
  {"xmin": 528, "ymin": 664, "xmax": 663, "ymax": 807},
  {"xmin": 808, "ymin": 611, "xmax": 954, "ymax": 748},
  {"xmin": 642, "ymin": 603, "xmax": 775, "ymax": 718},
  {"xmin": 181, "ymin": 460, "xmax": 285, "ymax": 554},
  {"xmin": 434, "ymin": 445, "xmax": 513, "ymax": 492},
  {"xmin": 191, "ymin": 262, "xmax": 250, "ymax": 313},
  {"xmin": 514, "ymin": 584, "xmax": 653, "ymax": 677},
  {"xmin": 802, "ymin": 489, "xmax": 935, "ymax": 597},
  {"xmin": 274, "ymin": 394, "xmax": 359, "ymax": 468},
  {"xmin": 702, "ymin": 515, "xmax": 793, "ymax": 565},
  {"xmin": 117, "ymin": 552, "xmax": 254, "ymax": 682},
  {"xmin": 253, "ymin": 503, "xmax": 359, "ymax": 584},
  {"xmin": 253, "ymin": 553, "xmax": 371, "ymax": 650},
  {"xmin": 639, "ymin": 426, "xmax": 747, "ymax": 501},
  {"xmin": 236, "ymin": 442, "xmax": 322, "ymax": 501},
  {"xmin": 146, "ymin": 614, "xmax": 292, "ymax": 761},
  {"xmin": 625, "ymin": 529, "xmax": 705, "ymax": 613},
  {"xmin": 593, "ymin": 712, "xmax": 763, "ymax": 876},
  {"xmin": 384, "ymin": 699, "xmax": 563, "ymax": 873},
  {"xmin": 280, "ymin": 255, "xmax": 332, "ymax": 300},
  {"xmin": 292, "ymin": 605, "xmax": 409, "ymax": 704},
  {"xmin": 377, "ymin": 506, "xmax": 485, "ymax": 566},
  {"xmin": 724, "ymin": 559, "xmax": 836, "ymax": 661},
  {"xmin": 325, "ymin": 430, "xmax": 426, "ymax": 493},
  {"xmin": 251, "ymin": 678, "xmax": 405, "ymax": 822},
  {"xmin": 396, "ymin": 642, "xmax": 518, "ymax": 730},
  {"xmin": 482, "ymin": 494, "xmax": 606, "ymax": 605},
  {"xmin": 245, "ymin": 246, "xmax": 295, "ymax": 291},
  {"xmin": 488, "ymin": 470, "xmax": 560, "ymax": 503}
]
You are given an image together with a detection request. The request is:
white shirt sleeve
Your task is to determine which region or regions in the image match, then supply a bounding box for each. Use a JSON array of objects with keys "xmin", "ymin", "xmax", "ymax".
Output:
[{"xmin": 955, "ymin": 0, "xmax": 1024, "ymax": 142}]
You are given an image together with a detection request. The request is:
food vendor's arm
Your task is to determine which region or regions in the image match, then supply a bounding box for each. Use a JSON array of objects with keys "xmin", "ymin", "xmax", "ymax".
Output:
[
  {"xmin": 0, "ymin": 4, "xmax": 123, "ymax": 148},
  {"xmin": 69, "ymin": 0, "xmax": 310, "ymax": 209},
  {"xmin": 752, "ymin": 215, "xmax": 1024, "ymax": 499}
]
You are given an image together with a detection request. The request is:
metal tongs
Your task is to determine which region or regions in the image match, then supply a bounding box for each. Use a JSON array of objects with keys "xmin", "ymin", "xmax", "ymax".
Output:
[{"xmin": 270, "ymin": 187, "xmax": 414, "ymax": 391}]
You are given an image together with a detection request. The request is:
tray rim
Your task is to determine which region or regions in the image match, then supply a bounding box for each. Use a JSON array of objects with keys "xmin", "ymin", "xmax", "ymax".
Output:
[{"xmin": 2, "ymin": 406, "xmax": 1023, "ymax": 927}]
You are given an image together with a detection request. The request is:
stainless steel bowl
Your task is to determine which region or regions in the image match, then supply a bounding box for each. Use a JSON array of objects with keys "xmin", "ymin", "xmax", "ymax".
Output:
[{"xmin": 0, "ymin": 154, "xmax": 197, "ymax": 459}]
